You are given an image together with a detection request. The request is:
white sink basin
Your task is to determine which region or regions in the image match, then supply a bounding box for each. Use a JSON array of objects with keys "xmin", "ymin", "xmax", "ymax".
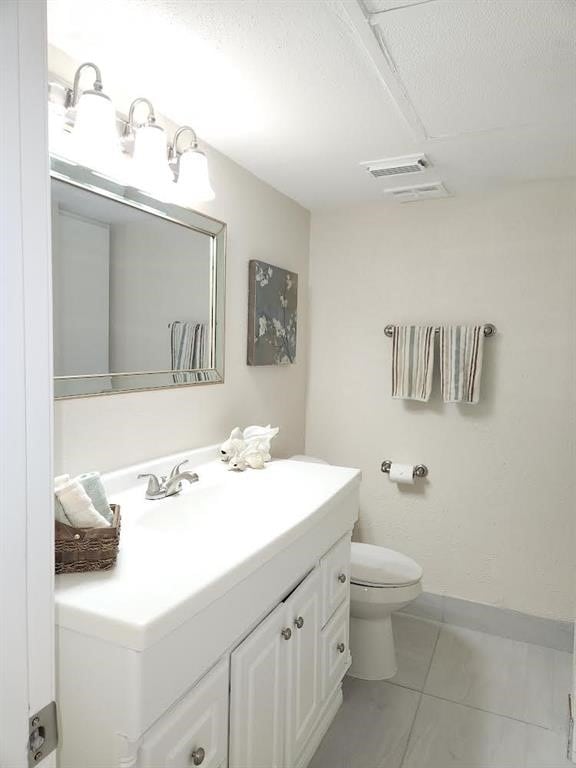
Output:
[{"xmin": 135, "ymin": 485, "xmax": 232, "ymax": 532}]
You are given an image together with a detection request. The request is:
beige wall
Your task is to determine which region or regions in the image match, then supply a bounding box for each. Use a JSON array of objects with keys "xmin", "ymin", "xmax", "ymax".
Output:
[
  {"xmin": 306, "ymin": 181, "xmax": 576, "ymax": 620},
  {"xmin": 52, "ymin": 52, "xmax": 310, "ymax": 475}
]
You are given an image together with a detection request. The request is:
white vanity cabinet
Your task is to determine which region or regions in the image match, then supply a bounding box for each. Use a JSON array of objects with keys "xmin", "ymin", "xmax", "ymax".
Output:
[
  {"xmin": 229, "ymin": 567, "xmax": 323, "ymax": 768},
  {"xmin": 229, "ymin": 537, "xmax": 351, "ymax": 768},
  {"xmin": 55, "ymin": 454, "xmax": 360, "ymax": 768}
]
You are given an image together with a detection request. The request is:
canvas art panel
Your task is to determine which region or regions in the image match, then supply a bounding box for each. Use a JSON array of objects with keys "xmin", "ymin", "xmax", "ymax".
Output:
[{"xmin": 247, "ymin": 260, "xmax": 298, "ymax": 365}]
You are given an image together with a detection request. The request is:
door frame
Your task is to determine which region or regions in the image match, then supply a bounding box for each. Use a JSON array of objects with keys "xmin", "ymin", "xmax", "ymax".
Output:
[{"xmin": 0, "ymin": 1, "xmax": 55, "ymax": 766}]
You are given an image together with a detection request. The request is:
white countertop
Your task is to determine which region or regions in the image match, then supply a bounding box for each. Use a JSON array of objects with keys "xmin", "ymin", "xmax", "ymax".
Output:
[{"xmin": 55, "ymin": 453, "xmax": 360, "ymax": 651}]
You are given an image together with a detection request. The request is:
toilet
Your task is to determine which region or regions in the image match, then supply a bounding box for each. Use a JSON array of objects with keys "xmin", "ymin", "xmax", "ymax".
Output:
[{"xmin": 349, "ymin": 543, "xmax": 423, "ymax": 680}]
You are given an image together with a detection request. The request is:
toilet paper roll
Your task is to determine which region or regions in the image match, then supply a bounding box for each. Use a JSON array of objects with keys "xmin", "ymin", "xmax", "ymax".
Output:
[{"xmin": 389, "ymin": 463, "xmax": 415, "ymax": 485}]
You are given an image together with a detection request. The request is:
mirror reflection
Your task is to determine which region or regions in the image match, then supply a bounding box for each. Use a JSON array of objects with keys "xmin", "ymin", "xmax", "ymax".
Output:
[{"xmin": 51, "ymin": 177, "xmax": 220, "ymax": 396}]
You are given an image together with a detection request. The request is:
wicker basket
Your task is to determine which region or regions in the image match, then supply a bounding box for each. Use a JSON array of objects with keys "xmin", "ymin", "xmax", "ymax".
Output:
[{"xmin": 55, "ymin": 504, "xmax": 121, "ymax": 574}]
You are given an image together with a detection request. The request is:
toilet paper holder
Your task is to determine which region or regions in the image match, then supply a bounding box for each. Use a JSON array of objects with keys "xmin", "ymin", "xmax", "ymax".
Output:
[{"xmin": 381, "ymin": 460, "xmax": 428, "ymax": 479}]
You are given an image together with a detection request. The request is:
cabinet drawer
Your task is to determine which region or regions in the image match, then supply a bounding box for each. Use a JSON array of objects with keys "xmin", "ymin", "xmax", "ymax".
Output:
[
  {"xmin": 139, "ymin": 657, "xmax": 229, "ymax": 768},
  {"xmin": 321, "ymin": 533, "xmax": 351, "ymax": 626},
  {"xmin": 321, "ymin": 599, "xmax": 350, "ymax": 699}
]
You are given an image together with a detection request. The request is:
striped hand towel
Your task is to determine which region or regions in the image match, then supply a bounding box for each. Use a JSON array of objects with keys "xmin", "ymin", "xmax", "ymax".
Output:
[
  {"xmin": 391, "ymin": 326, "xmax": 435, "ymax": 401},
  {"xmin": 170, "ymin": 321, "xmax": 206, "ymax": 383},
  {"xmin": 440, "ymin": 325, "xmax": 484, "ymax": 404}
]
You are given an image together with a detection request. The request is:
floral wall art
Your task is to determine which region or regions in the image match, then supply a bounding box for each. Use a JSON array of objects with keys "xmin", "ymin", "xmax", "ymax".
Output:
[{"xmin": 247, "ymin": 260, "xmax": 298, "ymax": 365}]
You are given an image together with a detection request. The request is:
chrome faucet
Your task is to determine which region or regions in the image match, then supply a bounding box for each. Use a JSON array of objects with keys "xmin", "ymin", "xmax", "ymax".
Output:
[{"xmin": 138, "ymin": 459, "xmax": 199, "ymax": 500}]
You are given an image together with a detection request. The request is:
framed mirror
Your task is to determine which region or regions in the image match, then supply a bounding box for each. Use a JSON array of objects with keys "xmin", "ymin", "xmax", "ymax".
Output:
[{"xmin": 50, "ymin": 156, "xmax": 226, "ymax": 398}]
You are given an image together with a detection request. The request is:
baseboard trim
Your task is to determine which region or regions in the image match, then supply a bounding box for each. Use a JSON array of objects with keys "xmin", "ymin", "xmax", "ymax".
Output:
[{"xmin": 401, "ymin": 592, "xmax": 573, "ymax": 653}]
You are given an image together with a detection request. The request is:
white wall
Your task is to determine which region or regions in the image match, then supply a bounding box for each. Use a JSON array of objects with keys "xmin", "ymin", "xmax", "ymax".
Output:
[
  {"xmin": 52, "ymin": 207, "xmax": 110, "ymax": 376},
  {"xmin": 306, "ymin": 180, "xmax": 576, "ymax": 621},
  {"xmin": 53, "ymin": 130, "xmax": 310, "ymax": 475},
  {"xmin": 109, "ymin": 220, "xmax": 211, "ymax": 372}
]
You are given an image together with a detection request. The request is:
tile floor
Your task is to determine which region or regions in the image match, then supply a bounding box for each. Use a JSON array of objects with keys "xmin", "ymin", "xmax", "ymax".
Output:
[{"xmin": 310, "ymin": 614, "xmax": 573, "ymax": 768}]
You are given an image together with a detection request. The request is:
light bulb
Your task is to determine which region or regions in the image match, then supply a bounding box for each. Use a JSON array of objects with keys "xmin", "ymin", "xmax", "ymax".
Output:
[{"xmin": 176, "ymin": 148, "xmax": 215, "ymax": 202}]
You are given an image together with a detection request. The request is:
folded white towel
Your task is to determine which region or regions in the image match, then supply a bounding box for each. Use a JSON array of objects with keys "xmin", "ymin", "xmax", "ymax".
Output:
[
  {"xmin": 56, "ymin": 480, "xmax": 110, "ymax": 528},
  {"xmin": 54, "ymin": 475, "xmax": 72, "ymax": 525},
  {"xmin": 76, "ymin": 471, "xmax": 113, "ymax": 523}
]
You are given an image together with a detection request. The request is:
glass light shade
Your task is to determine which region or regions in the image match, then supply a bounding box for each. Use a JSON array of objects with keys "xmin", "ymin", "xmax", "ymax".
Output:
[
  {"xmin": 69, "ymin": 91, "xmax": 123, "ymax": 178},
  {"xmin": 176, "ymin": 149, "xmax": 215, "ymax": 202},
  {"xmin": 131, "ymin": 124, "xmax": 173, "ymax": 193}
]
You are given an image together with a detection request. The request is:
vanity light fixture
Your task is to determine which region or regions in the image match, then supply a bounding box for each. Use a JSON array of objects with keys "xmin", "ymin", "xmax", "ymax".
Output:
[
  {"xmin": 65, "ymin": 62, "xmax": 123, "ymax": 176},
  {"xmin": 49, "ymin": 63, "xmax": 215, "ymax": 204},
  {"xmin": 125, "ymin": 98, "xmax": 173, "ymax": 191},
  {"xmin": 169, "ymin": 126, "xmax": 215, "ymax": 203}
]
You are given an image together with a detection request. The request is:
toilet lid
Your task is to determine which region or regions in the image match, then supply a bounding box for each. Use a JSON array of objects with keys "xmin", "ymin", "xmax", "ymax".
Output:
[{"xmin": 351, "ymin": 543, "xmax": 423, "ymax": 587}]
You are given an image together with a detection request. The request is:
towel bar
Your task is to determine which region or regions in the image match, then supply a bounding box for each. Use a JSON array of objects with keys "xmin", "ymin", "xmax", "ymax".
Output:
[
  {"xmin": 384, "ymin": 323, "xmax": 496, "ymax": 338},
  {"xmin": 381, "ymin": 460, "xmax": 428, "ymax": 479}
]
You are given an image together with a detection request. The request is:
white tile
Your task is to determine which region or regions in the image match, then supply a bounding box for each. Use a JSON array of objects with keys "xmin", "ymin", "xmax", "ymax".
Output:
[
  {"xmin": 308, "ymin": 678, "xmax": 420, "ymax": 768},
  {"xmin": 523, "ymin": 642, "xmax": 572, "ymax": 735},
  {"xmin": 424, "ymin": 624, "xmax": 572, "ymax": 730},
  {"xmin": 525, "ymin": 724, "xmax": 574, "ymax": 768},
  {"xmin": 403, "ymin": 696, "xmax": 573, "ymax": 768},
  {"xmin": 389, "ymin": 614, "xmax": 440, "ymax": 692},
  {"xmin": 402, "ymin": 696, "xmax": 525, "ymax": 768}
]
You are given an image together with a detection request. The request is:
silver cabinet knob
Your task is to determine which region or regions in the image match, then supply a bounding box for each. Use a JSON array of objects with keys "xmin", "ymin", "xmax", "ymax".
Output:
[
  {"xmin": 281, "ymin": 627, "xmax": 292, "ymax": 640},
  {"xmin": 294, "ymin": 616, "xmax": 304, "ymax": 629},
  {"xmin": 337, "ymin": 642, "xmax": 346, "ymax": 654},
  {"xmin": 191, "ymin": 746, "xmax": 205, "ymax": 765},
  {"xmin": 338, "ymin": 573, "xmax": 347, "ymax": 584}
]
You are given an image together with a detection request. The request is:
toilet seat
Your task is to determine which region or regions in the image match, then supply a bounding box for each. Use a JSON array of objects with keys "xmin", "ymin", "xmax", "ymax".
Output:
[{"xmin": 351, "ymin": 542, "xmax": 423, "ymax": 588}]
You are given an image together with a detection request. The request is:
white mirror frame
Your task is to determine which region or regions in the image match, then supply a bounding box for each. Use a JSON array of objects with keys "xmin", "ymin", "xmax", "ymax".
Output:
[{"xmin": 50, "ymin": 155, "xmax": 226, "ymax": 399}]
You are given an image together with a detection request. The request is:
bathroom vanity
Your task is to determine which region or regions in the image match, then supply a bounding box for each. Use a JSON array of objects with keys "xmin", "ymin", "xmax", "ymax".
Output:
[{"xmin": 55, "ymin": 447, "xmax": 360, "ymax": 768}]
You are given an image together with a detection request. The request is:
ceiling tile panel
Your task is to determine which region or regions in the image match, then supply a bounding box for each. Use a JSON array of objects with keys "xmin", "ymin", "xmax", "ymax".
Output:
[{"xmin": 374, "ymin": 0, "xmax": 576, "ymax": 137}]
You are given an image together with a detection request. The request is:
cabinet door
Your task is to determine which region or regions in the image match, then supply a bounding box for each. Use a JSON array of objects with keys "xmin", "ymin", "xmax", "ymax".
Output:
[
  {"xmin": 229, "ymin": 602, "xmax": 288, "ymax": 768},
  {"xmin": 139, "ymin": 657, "xmax": 228, "ymax": 768},
  {"xmin": 285, "ymin": 568, "xmax": 322, "ymax": 766}
]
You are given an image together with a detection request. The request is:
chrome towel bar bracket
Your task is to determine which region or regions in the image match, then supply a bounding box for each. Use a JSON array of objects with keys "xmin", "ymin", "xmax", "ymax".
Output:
[
  {"xmin": 384, "ymin": 323, "xmax": 496, "ymax": 338},
  {"xmin": 381, "ymin": 460, "xmax": 428, "ymax": 479}
]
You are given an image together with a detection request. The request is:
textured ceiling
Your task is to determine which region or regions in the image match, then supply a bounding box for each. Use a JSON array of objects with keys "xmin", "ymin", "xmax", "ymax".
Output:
[{"xmin": 47, "ymin": 0, "xmax": 576, "ymax": 209}]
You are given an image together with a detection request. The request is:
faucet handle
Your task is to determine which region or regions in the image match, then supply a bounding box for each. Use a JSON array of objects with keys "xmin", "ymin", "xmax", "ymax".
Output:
[
  {"xmin": 169, "ymin": 459, "xmax": 189, "ymax": 479},
  {"xmin": 137, "ymin": 473, "xmax": 162, "ymax": 497}
]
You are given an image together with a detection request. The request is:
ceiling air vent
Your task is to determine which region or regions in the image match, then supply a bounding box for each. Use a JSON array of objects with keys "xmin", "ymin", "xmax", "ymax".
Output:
[
  {"xmin": 361, "ymin": 154, "xmax": 429, "ymax": 179},
  {"xmin": 386, "ymin": 182, "xmax": 450, "ymax": 203}
]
